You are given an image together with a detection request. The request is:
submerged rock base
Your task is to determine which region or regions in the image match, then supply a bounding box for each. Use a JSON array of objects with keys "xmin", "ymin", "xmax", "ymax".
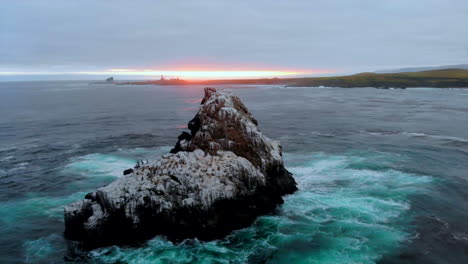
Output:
[{"xmin": 64, "ymin": 88, "xmax": 297, "ymax": 248}]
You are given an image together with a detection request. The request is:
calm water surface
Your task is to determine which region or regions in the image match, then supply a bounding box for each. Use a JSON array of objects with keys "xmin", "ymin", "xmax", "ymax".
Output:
[{"xmin": 0, "ymin": 82, "xmax": 467, "ymax": 263}]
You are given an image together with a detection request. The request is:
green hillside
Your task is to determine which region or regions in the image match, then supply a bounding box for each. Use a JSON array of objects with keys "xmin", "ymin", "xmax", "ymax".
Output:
[{"xmin": 290, "ymin": 69, "xmax": 468, "ymax": 88}]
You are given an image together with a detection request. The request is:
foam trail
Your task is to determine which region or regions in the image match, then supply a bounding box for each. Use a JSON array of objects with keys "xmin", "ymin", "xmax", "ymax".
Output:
[
  {"xmin": 0, "ymin": 191, "xmax": 87, "ymax": 229},
  {"xmin": 364, "ymin": 130, "xmax": 468, "ymax": 143},
  {"xmin": 88, "ymin": 151, "xmax": 431, "ymax": 264},
  {"xmin": 64, "ymin": 153, "xmax": 135, "ymax": 178},
  {"xmin": 23, "ymin": 234, "xmax": 65, "ymax": 264},
  {"xmin": 63, "ymin": 146, "xmax": 171, "ymax": 178}
]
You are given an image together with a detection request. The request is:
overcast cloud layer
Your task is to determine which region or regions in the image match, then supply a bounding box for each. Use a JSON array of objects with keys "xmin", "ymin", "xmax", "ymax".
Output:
[{"xmin": 1, "ymin": 0, "xmax": 467, "ymax": 78}]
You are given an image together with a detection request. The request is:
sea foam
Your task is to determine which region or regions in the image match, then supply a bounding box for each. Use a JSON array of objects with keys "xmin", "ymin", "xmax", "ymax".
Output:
[{"xmin": 88, "ymin": 151, "xmax": 431, "ymax": 264}]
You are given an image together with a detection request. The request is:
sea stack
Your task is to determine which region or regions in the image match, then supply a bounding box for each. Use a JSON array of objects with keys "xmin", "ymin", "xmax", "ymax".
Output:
[{"xmin": 64, "ymin": 87, "xmax": 297, "ymax": 247}]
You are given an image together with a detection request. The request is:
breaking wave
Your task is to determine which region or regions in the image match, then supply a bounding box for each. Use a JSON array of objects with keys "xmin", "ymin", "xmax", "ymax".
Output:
[
  {"xmin": 63, "ymin": 146, "xmax": 171, "ymax": 179},
  {"xmin": 86, "ymin": 151, "xmax": 431, "ymax": 264},
  {"xmin": 363, "ymin": 130, "xmax": 468, "ymax": 144}
]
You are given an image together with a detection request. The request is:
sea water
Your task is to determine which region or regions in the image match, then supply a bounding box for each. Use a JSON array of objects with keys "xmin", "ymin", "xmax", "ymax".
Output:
[{"xmin": 0, "ymin": 82, "xmax": 467, "ymax": 263}]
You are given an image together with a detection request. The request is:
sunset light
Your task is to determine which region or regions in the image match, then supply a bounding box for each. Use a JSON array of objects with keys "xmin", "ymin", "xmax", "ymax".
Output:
[
  {"xmin": 2, "ymin": 1, "xmax": 467, "ymax": 262},
  {"xmin": 0, "ymin": 68, "xmax": 333, "ymax": 79},
  {"xmin": 81, "ymin": 69, "xmax": 309, "ymax": 79}
]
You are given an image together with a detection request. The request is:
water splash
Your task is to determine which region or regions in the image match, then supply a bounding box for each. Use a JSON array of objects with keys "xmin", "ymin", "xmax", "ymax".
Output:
[
  {"xmin": 88, "ymin": 151, "xmax": 431, "ymax": 264},
  {"xmin": 0, "ymin": 191, "xmax": 87, "ymax": 229},
  {"xmin": 63, "ymin": 153, "xmax": 136, "ymax": 178},
  {"xmin": 63, "ymin": 146, "xmax": 171, "ymax": 179},
  {"xmin": 23, "ymin": 234, "xmax": 66, "ymax": 264}
]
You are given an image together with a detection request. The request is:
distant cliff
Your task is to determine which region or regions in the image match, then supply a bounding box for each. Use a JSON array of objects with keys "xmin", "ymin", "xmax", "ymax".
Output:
[{"xmin": 288, "ymin": 69, "xmax": 468, "ymax": 88}]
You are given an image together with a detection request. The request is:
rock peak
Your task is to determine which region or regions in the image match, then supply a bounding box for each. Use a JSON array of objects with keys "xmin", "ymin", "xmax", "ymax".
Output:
[
  {"xmin": 173, "ymin": 88, "xmax": 279, "ymax": 169},
  {"xmin": 64, "ymin": 88, "xmax": 297, "ymax": 248}
]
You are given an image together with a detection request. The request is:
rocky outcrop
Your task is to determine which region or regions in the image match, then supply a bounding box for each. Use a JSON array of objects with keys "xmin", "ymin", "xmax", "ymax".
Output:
[{"xmin": 64, "ymin": 87, "xmax": 297, "ymax": 248}]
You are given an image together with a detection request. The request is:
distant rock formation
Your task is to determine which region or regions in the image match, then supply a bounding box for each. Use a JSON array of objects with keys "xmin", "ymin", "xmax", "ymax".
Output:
[
  {"xmin": 105, "ymin": 77, "xmax": 114, "ymax": 82},
  {"xmin": 64, "ymin": 87, "xmax": 297, "ymax": 248}
]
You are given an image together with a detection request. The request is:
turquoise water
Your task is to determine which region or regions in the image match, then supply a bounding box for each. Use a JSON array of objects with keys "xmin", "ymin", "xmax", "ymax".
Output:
[
  {"xmin": 16, "ymin": 150, "xmax": 431, "ymax": 263},
  {"xmin": 87, "ymin": 151, "xmax": 432, "ymax": 264},
  {"xmin": 0, "ymin": 82, "xmax": 467, "ymax": 263}
]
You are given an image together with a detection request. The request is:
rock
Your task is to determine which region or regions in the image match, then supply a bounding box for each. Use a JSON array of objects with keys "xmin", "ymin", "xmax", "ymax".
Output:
[
  {"xmin": 123, "ymin": 168, "xmax": 133, "ymax": 175},
  {"xmin": 170, "ymin": 132, "xmax": 193, "ymax": 154},
  {"xmin": 64, "ymin": 87, "xmax": 297, "ymax": 248}
]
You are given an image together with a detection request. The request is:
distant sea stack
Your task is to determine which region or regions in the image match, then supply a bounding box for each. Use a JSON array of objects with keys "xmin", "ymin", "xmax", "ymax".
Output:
[{"xmin": 64, "ymin": 88, "xmax": 297, "ymax": 247}]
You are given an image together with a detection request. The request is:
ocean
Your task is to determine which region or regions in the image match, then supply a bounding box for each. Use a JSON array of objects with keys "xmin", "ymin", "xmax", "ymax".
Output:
[{"xmin": 0, "ymin": 81, "xmax": 467, "ymax": 263}]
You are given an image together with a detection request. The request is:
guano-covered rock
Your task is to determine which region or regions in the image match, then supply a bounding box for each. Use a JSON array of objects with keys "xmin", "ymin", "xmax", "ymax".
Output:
[{"xmin": 64, "ymin": 87, "xmax": 297, "ymax": 247}]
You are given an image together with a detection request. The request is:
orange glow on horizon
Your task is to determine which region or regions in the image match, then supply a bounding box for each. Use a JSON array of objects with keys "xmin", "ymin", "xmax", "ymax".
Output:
[
  {"xmin": 79, "ymin": 69, "xmax": 312, "ymax": 79},
  {"xmin": 0, "ymin": 67, "xmax": 336, "ymax": 79}
]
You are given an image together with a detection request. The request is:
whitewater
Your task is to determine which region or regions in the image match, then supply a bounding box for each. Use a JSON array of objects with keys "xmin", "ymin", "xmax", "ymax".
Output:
[{"xmin": 0, "ymin": 82, "xmax": 467, "ymax": 263}]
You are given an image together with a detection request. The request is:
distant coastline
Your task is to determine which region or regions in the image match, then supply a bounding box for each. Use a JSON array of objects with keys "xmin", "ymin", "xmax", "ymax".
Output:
[{"xmin": 118, "ymin": 68, "xmax": 468, "ymax": 88}]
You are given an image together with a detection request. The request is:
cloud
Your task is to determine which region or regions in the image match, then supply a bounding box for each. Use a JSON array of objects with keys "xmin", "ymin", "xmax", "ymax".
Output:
[{"xmin": 1, "ymin": 0, "xmax": 467, "ymax": 78}]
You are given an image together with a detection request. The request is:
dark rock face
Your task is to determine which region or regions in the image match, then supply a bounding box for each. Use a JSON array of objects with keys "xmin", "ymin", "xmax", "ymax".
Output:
[
  {"xmin": 64, "ymin": 88, "xmax": 297, "ymax": 248},
  {"xmin": 123, "ymin": 168, "xmax": 134, "ymax": 175},
  {"xmin": 187, "ymin": 114, "xmax": 201, "ymax": 136},
  {"xmin": 170, "ymin": 132, "xmax": 193, "ymax": 154}
]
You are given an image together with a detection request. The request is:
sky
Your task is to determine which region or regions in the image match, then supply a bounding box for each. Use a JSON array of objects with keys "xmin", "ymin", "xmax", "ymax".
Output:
[{"xmin": 1, "ymin": 0, "xmax": 467, "ymax": 80}]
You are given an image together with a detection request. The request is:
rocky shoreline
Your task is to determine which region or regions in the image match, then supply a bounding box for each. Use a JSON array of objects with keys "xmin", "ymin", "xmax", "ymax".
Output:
[{"xmin": 64, "ymin": 87, "xmax": 297, "ymax": 248}]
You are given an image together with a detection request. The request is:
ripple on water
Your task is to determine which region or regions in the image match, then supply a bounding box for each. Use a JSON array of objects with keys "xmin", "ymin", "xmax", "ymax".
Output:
[
  {"xmin": 23, "ymin": 234, "xmax": 66, "ymax": 264},
  {"xmin": 63, "ymin": 153, "xmax": 136, "ymax": 179},
  {"xmin": 84, "ymin": 151, "xmax": 431, "ymax": 264},
  {"xmin": 0, "ymin": 191, "xmax": 87, "ymax": 230},
  {"xmin": 62, "ymin": 146, "xmax": 171, "ymax": 179},
  {"xmin": 0, "ymin": 147, "xmax": 171, "ymax": 263},
  {"xmin": 0, "ymin": 192, "xmax": 87, "ymax": 263}
]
